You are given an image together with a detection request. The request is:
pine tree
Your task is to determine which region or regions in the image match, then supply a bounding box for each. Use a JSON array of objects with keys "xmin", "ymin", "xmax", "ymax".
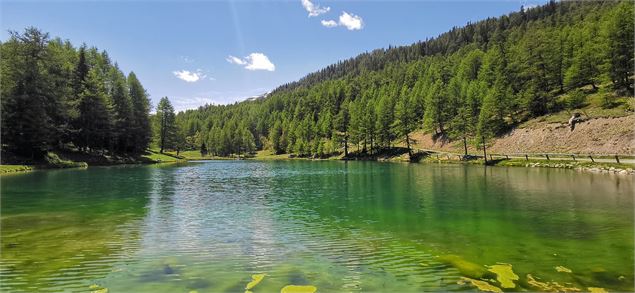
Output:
[
  {"xmin": 376, "ymin": 94, "xmax": 394, "ymax": 148},
  {"xmin": 333, "ymin": 102, "xmax": 350, "ymax": 156},
  {"xmin": 564, "ymin": 26, "xmax": 602, "ymax": 90},
  {"xmin": 128, "ymin": 72, "xmax": 152, "ymax": 153},
  {"xmin": 422, "ymin": 81, "xmax": 448, "ymax": 135},
  {"xmin": 0, "ymin": 27, "xmax": 53, "ymax": 158},
  {"xmin": 605, "ymin": 2, "xmax": 634, "ymax": 92},
  {"xmin": 200, "ymin": 142, "xmax": 208, "ymax": 157},
  {"xmin": 393, "ymin": 95, "xmax": 418, "ymax": 158},
  {"xmin": 155, "ymin": 97, "xmax": 178, "ymax": 153},
  {"xmin": 269, "ymin": 120, "xmax": 283, "ymax": 154},
  {"xmin": 78, "ymin": 68, "xmax": 112, "ymax": 152},
  {"xmin": 110, "ymin": 66, "xmax": 133, "ymax": 153},
  {"xmin": 240, "ymin": 127, "xmax": 256, "ymax": 156}
]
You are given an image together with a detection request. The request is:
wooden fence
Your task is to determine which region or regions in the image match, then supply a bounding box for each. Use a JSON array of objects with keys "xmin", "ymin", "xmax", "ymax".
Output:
[{"xmin": 419, "ymin": 149, "xmax": 634, "ymax": 164}]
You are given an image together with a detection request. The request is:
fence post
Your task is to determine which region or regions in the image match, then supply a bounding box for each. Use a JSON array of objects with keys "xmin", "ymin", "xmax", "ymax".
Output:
[
  {"xmin": 545, "ymin": 154, "xmax": 550, "ymax": 160},
  {"xmin": 589, "ymin": 155, "xmax": 595, "ymax": 163},
  {"xmin": 525, "ymin": 154, "xmax": 529, "ymax": 161},
  {"xmin": 615, "ymin": 155, "xmax": 620, "ymax": 164}
]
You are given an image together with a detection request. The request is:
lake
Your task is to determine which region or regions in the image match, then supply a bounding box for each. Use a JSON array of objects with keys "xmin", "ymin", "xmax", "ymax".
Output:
[{"xmin": 1, "ymin": 161, "xmax": 633, "ymax": 292}]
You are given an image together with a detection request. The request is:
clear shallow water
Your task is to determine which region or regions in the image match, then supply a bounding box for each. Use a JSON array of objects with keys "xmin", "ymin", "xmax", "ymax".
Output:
[{"xmin": 1, "ymin": 161, "xmax": 633, "ymax": 292}]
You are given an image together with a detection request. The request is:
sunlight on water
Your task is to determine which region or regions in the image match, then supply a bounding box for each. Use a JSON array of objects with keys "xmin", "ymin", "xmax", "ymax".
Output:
[{"xmin": 1, "ymin": 161, "xmax": 633, "ymax": 292}]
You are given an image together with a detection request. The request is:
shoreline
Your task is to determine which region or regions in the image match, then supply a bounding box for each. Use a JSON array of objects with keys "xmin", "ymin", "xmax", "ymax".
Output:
[
  {"xmin": 245, "ymin": 151, "xmax": 635, "ymax": 175},
  {"xmin": 2, "ymin": 150, "xmax": 633, "ymax": 175},
  {"xmin": 0, "ymin": 149, "xmax": 186, "ymax": 175}
]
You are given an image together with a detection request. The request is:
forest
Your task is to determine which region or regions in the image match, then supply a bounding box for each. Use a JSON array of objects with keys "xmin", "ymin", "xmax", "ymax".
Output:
[
  {"xmin": 1, "ymin": 28, "xmax": 152, "ymax": 159},
  {"xmin": 168, "ymin": 0, "xmax": 633, "ymax": 159},
  {"xmin": 1, "ymin": 1, "xmax": 633, "ymax": 161}
]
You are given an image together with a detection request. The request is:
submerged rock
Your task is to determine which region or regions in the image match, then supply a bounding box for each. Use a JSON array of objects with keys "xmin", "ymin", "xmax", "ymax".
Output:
[
  {"xmin": 280, "ymin": 285, "xmax": 317, "ymax": 293},
  {"xmin": 245, "ymin": 274, "xmax": 266, "ymax": 290},
  {"xmin": 457, "ymin": 277, "xmax": 502, "ymax": 293},
  {"xmin": 437, "ymin": 255, "xmax": 493, "ymax": 279},
  {"xmin": 163, "ymin": 264, "xmax": 175, "ymax": 275},
  {"xmin": 526, "ymin": 274, "xmax": 581, "ymax": 292},
  {"xmin": 555, "ymin": 266, "xmax": 572, "ymax": 273},
  {"xmin": 487, "ymin": 263, "xmax": 519, "ymax": 288}
]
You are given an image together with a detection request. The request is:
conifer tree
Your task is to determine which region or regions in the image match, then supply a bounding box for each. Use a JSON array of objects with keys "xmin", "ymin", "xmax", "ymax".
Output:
[{"xmin": 155, "ymin": 97, "xmax": 178, "ymax": 153}]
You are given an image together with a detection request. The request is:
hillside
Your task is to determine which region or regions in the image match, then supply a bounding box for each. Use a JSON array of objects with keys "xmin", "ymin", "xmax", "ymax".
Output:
[
  {"xmin": 171, "ymin": 0, "xmax": 633, "ymax": 160},
  {"xmin": 410, "ymin": 91, "xmax": 635, "ymax": 155},
  {"xmin": 412, "ymin": 115, "xmax": 634, "ymax": 155}
]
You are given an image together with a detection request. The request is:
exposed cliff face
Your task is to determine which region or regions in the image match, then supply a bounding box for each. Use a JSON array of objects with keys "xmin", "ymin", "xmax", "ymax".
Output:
[
  {"xmin": 489, "ymin": 116, "xmax": 634, "ymax": 155},
  {"xmin": 410, "ymin": 115, "xmax": 635, "ymax": 155}
]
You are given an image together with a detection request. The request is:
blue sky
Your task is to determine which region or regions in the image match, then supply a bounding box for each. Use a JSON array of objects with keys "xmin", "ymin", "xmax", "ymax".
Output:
[{"xmin": 1, "ymin": 0, "xmax": 547, "ymax": 112}]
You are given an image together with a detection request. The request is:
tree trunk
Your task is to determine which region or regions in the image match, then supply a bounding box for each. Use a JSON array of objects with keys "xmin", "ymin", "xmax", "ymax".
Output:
[
  {"xmin": 463, "ymin": 136, "xmax": 468, "ymax": 157},
  {"xmin": 482, "ymin": 136, "xmax": 488, "ymax": 165},
  {"xmin": 370, "ymin": 136, "xmax": 374, "ymax": 156},
  {"xmin": 160, "ymin": 116, "xmax": 166, "ymax": 154},
  {"xmin": 405, "ymin": 134, "xmax": 412, "ymax": 158},
  {"xmin": 344, "ymin": 133, "xmax": 348, "ymax": 157}
]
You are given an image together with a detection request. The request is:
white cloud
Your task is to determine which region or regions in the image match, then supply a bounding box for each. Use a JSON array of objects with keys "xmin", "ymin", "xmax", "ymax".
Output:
[
  {"xmin": 226, "ymin": 53, "xmax": 275, "ymax": 71},
  {"xmin": 321, "ymin": 19, "xmax": 338, "ymax": 28},
  {"xmin": 301, "ymin": 0, "xmax": 330, "ymax": 17},
  {"xmin": 173, "ymin": 69, "xmax": 208, "ymax": 83},
  {"xmin": 320, "ymin": 12, "xmax": 364, "ymax": 30},
  {"xmin": 226, "ymin": 55, "xmax": 247, "ymax": 65},
  {"xmin": 339, "ymin": 11, "xmax": 363, "ymax": 30},
  {"xmin": 179, "ymin": 55, "xmax": 195, "ymax": 63}
]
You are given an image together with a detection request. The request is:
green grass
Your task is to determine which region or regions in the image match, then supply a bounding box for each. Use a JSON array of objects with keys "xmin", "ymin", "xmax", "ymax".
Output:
[
  {"xmin": 495, "ymin": 158, "xmax": 633, "ymax": 170},
  {"xmin": 418, "ymin": 155, "xmax": 634, "ymax": 173},
  {"xmin": 160, "ymin": 149, "xmax": 239, "ymax": 160},
  {"xmin": 142, "ymin": 150, "xmax": 183, "ymax": 163},
  {"xmin": 252, "ymin": 150, "xmax": 293, "ymax": 160},
  {"xmin": 172, "ymin": 150, "xmax": 201, "ymax": 159},
  {"xmin": 0, "ymin": 165, "xmax": 32, "ymax": 174},
  {"xmin": 42, "ymin": 152, "xmax": 88, "ymax": 169},
  {"xmin": 164, "ymin": 150, "xmax": 228, "ymax": 160},
  {"xmin": 252, "ymin": 150, "xmax": 342, "ymax": 161},
  {"xmin": 522, "ymin": 89, "xmax": 633, "ymax": 128}
]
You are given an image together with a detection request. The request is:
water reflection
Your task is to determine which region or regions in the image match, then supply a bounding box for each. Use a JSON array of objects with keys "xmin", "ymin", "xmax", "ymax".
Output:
[
  {"xmin": 0, "ymin": 166, "xmax": 153, "ymax": 292},
  {"xmin": 1, "ymin": 162, "xmax": 633, "ymax": 292}
]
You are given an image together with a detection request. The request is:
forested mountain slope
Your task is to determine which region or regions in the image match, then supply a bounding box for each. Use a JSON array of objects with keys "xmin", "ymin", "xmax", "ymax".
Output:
[{"xmin": 174, "ymin": 0, "xmax": 633, "ymax": 159}]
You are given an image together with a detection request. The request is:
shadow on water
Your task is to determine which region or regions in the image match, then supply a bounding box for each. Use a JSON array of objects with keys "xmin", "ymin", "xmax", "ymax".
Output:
[{"xmin": 1, "ymin": 165, "xmax": 154, "ymax": 292}]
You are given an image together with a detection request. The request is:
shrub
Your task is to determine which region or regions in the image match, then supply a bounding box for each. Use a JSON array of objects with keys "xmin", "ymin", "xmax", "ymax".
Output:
[{"xmin": 565, "ymin": 89, "xmax": 587, "ymax": 110}]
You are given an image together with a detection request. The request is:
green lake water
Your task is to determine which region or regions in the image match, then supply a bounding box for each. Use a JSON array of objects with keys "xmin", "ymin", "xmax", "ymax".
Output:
[{"xmin": 1, "ymin": 161, "xmax": 633, "ymax": 292}]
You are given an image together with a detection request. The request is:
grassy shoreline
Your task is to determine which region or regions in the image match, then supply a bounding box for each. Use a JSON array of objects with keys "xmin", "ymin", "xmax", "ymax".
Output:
[
  {"xmin": 247, "ymin": 149, "xmax": 635, "ymax": 175},
  {"xmin": 3, "ymin": 148, "xmax": 633, "ymax": 175},
  {"xmin": 0, "ymin": 149, "xmax": 188, "ymax": 175},
  {"xmin": 0, "ymin": 165, "xmax": 33, "ymax": 174}
]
